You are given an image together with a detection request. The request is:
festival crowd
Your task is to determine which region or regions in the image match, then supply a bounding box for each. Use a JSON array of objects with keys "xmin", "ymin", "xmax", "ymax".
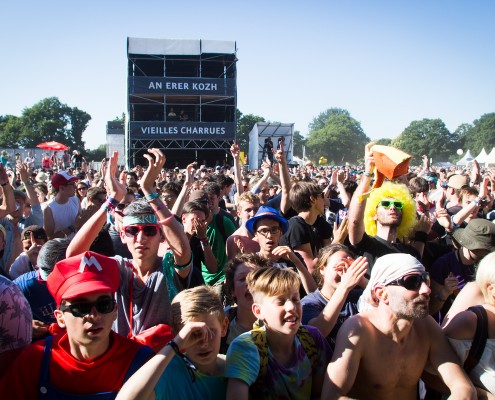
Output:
[{"xmin": 0, "ymin": 140, "xmax": 495, "ymax": 399}]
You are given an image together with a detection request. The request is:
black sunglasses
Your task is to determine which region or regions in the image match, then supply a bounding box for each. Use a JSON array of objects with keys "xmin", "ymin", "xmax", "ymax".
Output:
[
  {"xmin": 378, "ymin": 200, "xmax": 404, "ymax": 210},
  {"xmin": 387, "ymin": 272, "xmax": 430, "ymax": 291},
  {"xmin": 59, "ymin": 297, "xmax": 116, "ymax": 318}
]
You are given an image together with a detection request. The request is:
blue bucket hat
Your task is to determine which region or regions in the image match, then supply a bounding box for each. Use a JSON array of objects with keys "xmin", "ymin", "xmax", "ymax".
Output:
[{"xmin": 245, "ymin": 206, "xmax": 289, "ymax": 236}]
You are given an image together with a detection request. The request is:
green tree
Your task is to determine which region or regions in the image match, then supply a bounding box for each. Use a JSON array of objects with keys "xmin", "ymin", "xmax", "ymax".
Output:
[
  {"xmin": 375, "ymin": 138, "xmax": 392, "ymax": 146},
  {"xmin": 306, "ymin": 109, "xmax": 369, "ymax": 164},
  {"xmin": 308, "ymin": 108, "xmax": 350, "ymax": 132},
  {"xmin": 85, "ymin": 144, "xmax": 106, "ymax": 162},
  {"xmin": 463, "ymin": 113, "xmax": 495, "ymax": 155},
  {"xmin": 113, "ymin": 113, "xmax": 126, "ymax": 122},
  {"xmin": 0, "ymin": 97, "xmax": 91, "ymax": 149},
  {"xmin": 392, "ymin": 118, "xmax": 456, "ymax": 164},
  {"xmin": 293, "ymin": 130, "xmax": 306, "ymax": 158},
  {"xmin": 236, "ymin": 110, "xmax": 266, "ymax": 152},
  {"xmin": 0, "ymin": 115, "xmax": 22, "ymax": 148}
]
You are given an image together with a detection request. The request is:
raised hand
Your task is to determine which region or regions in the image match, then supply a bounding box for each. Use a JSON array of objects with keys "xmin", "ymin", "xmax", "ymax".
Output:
[
  {"xmin": 105, "ymin": 152, "xmax": 127, "ymax": 201},
  {"xmin": 140, "ymin": 148, "xmax": 166, "ymax": 194}
]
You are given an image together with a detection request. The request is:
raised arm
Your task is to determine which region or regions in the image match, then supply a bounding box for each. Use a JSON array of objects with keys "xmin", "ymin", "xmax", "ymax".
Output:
[
  {"xmin": 67, "ymin": 151, "xmax": 126, "ymax": 256},
  {"xmin": 230, "ymin": 141, "xmax": 244, "ymax": 198},
  {"xmin": 348, "ymin": 142, "xmax": 375, "ymax": 246},
  {"xmin": 171, "ymin": 162, "xmax": 196, "ymax": 216},
  {"xmin": 274, "ymin": 146, "xmax": 292, "ymax": 214},
  {"xmin": 0, "ymin": 163, "xmax": 15, "ymax": 218},
  {"xmin": 141, "ymin": 149, "xmax": 191, "ymax": 272}
]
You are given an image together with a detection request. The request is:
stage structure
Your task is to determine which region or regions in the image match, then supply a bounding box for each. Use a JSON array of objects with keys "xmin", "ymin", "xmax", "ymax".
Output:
[
  {"xmin": 248, "ymin": 122, "xmax": 294, "ymax": 170},
  {"xmin": 106, "ymin": 121, "xmax": 125, "ymax": 166},
  {"xmin": 127, "ymin": 37, "xmax": 237, "ymax": 168}
]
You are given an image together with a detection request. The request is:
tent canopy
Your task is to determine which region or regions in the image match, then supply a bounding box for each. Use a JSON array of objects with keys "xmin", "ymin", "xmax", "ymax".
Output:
[{"xmin": 456, "ymin": 150, "xmax": 474, "ymax": 166}]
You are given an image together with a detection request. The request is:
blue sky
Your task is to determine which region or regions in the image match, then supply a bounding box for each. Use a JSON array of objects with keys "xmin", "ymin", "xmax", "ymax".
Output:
[{"xmin": 1, "ymin": 1, "xmax": 494, "ymax": 150}]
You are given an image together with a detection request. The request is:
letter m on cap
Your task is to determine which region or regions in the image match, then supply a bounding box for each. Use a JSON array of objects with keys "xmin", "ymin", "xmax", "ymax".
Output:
[{"xmin": 79, "ymin": 255, "xmax": 103, "ymax": 273}]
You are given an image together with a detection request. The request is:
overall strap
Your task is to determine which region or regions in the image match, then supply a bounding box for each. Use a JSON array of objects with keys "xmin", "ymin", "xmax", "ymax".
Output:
[
  {"xmin": 464, "ymin": 305, "xmax": 488, "ymax": 373},
  {"xmin": 123, "ymin": 346, "xmax": 154, "ymax": 382},
  {"xmin": 39, "ymin": 335, "xmax": 54, "ymax": 397}
]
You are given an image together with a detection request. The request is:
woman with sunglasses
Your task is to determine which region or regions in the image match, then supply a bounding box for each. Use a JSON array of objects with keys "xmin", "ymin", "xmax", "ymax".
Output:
[
  {"xmin": 67, "ymin": 149, "xmax": 191, "ymax": 346},
  {"xmin": 2, "ymin": 251, "xmax": 153, "ymax": 399}
]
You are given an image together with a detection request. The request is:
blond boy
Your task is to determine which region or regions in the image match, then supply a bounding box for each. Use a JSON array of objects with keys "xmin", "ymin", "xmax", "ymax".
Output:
[
  {"xmin": 225, "ymin": 267, "xmax": 331, "ymax": 399},
  {"xmin": 117, "ymin": 286, "xmax": 229, "ymax": 400}
]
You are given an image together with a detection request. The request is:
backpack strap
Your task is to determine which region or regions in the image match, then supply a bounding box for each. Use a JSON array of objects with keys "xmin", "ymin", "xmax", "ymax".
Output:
[
  {"xmin": 250, "ymin": 324, "xmax": 317, "ymax": 396},
  {"xmin": 215, "ymin": 213, "xmax": 226, "ymax": 243},
  {"xmin": 464, "ymin": 305, "xmax": 488, "ymax": 373}
]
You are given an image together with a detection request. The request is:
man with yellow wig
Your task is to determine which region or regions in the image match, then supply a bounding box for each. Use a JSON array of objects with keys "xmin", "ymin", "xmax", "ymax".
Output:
[{"xmin": 348, "ymin": 143, "xmax": 424, "ymax": 269}]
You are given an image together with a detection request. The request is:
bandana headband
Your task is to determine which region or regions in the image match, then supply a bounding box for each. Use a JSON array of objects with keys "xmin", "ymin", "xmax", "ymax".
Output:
[{"xmin": 122, "ymin": 215, "xmax": 158, "ymax": 226}]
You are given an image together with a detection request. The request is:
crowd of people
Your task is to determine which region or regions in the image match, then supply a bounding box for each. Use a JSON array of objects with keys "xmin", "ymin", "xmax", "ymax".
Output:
[{"xmin": 0, "ymin": 140, "xmax": 494, "ymax": 399}]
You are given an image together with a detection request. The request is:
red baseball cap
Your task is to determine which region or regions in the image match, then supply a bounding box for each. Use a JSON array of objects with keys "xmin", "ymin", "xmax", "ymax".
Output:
[
  {"xmin": 51, "ymin": 171, "xmax": 78, "ymax": 190},
  {"xmin": 47, "ymin": 251, "xmax": 120, "ymax": 305}
]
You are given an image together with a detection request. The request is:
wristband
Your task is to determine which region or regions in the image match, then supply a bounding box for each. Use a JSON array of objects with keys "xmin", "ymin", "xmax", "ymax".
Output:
[
  {"xmin": 107, "ymin": 196, "xmax": 119, "ymax": 206},
  {"xmin": 151, "ymin": 202, "xmax": 168, "ymax": 213},
  {"xmin": 199, "ymin": 238, "xmax": 209, "ymax": 246},
  {"xmin": 145, "ymin": 192, "xmax": 159, "ymax": 202},
  {"xmin": 414, "ymin": 231, "xmax": 428, "ymax": 243},
  {"xmin": 103, "ymin": 201, "xmax": 116, "ymax": 211},
  {"xmin": 158, "ymin": 215, "xmax": 175, "ymax": 224},
  {"xmin": 473, "ymin": 197, "xmax": 482, "ymax": 207},
  {"xmin": 363, "ymin": 172, "xmax": 373, "ymax": 178},
  {"xmin": 167, "ymin": 340, "xmax": 181, "ymax": 355}
]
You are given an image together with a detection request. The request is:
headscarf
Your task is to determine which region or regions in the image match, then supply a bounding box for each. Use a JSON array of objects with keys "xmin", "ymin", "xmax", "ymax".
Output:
[{"xmin": 358, "ymin": 253, "xmax": 425, "ymax": 312}]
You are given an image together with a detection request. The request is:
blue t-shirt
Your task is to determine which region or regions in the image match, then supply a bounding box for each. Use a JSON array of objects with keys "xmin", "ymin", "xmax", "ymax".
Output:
[
  {"xmin": 225, "ymin": 325, "xmax": 331, "ymax": 400},
  {"xmin": 14, "ymin": 271, "xmax": 56, "ymax": 324},
  {"xmin": 154, "ymin": 354, "xmax": 226, "ymax": 400},
  {"xmin": 301, "ymin": 288, "xmax": 361, "ymax": 350}
]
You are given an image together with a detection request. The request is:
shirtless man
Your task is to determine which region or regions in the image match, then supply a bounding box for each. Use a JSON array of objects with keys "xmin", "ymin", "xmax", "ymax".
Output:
[{"xmin": 322, "ymin": 253, "xmax": 476, "ymax": 400}]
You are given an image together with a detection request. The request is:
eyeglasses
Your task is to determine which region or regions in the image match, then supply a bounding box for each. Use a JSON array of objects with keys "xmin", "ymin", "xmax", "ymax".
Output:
[
  {"xmin": 256, "ymin": 226, "xmax": 281, "ymax": 236},
  {"xmin": 23, "ymin": 231, "xmax": 46, "ymax": 241},
  {"xmin": 77, "ymin": 187, "xmax": 87, "ymax": 191},
  {"xmin": 386, "ymin": 272, "xmax": 430, "ymax": 291},
  {"xmin": 123, "ymin": 224, "xmax": 160, "ymax": 238},
  {"xmin": 59, "ymin": 297, "xmax": 116, "ymax": 318},
  {"xmin": 378, "ymin": 200, "xmax": 404, "ymax": 210}
]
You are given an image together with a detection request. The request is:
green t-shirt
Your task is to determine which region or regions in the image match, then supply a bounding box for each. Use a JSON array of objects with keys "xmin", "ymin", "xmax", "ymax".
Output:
[{"xmin": 202, "ymin": 214, "xmax": 236, "ymax": 285}]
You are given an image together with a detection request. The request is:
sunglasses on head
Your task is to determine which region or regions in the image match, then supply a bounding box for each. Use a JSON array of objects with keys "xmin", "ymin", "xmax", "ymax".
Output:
[
  {"xmin": 386, "ymin": 272, "xmax": 430, "ymax": 291},
  {"xmin": 123, "ymin": 224, "xmax": 160, "ymax": 238},
  {"xmin": 378, "ymin": 200, "xmax": 404, "ymax": 210},
  {"xmin": 59, "ymin": 297, "xmax": 116, "ymax": 318}
]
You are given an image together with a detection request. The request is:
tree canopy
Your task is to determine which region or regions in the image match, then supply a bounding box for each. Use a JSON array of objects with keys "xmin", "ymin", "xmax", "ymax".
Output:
[
  {"xmin": 0, "ymin": 97, "xmax": 91, "ymax": 149},
  {"xmin": 305, "ymin": 108, "xmax": 369, "ymax": 164},
  {"xmin": 391, "ymin": 118, "xmax": 457, "ymax": 164},
  {"xmin": 236, "ymin": 110, "xmax": 265, "ymax": 151},
  {"xmin": 463, "ymin": 113, "xmax": 495, "ymax": 155}
]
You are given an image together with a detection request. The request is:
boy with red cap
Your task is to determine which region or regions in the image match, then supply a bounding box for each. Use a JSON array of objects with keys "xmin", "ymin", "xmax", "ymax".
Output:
[{"xmin": 1, "ymin": 251, "xmax": 153, "ymax": 399}]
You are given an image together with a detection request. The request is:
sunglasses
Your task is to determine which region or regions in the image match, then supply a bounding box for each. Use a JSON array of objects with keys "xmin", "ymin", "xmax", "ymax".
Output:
[
  {"xmin": 23, "ymin": 231, "xmax": 46, "ymax": 240},
  {"xmin": 378, "ymin": 200, "xmax": 404, "ymax": 210},
  {"xmin": 59, "ymin": 297, "xmax": 116, "ymax": 318},
  {"xmin": 77, "ymin": 187, "xmax": 87, "ymax": 191},
  {"xmin": 386, "ymin": 272, "xmax": 430, "ymax": 291},
  {"xmin": 123, "ymin": 225, "xmax": 160, "ymax": 238}
]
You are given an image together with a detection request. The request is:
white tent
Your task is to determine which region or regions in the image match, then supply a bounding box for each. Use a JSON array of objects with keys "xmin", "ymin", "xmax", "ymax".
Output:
[
  {"xmin": 486, "ymin": 147, "xmax": 495, "ymax": 167},
  {"xmin": 456, "ymin": 150, "xmax": 475, "ymax": 166},
  {"xmin": 475, "ymin": 148, "xmax": 488, "ymax": 166}
]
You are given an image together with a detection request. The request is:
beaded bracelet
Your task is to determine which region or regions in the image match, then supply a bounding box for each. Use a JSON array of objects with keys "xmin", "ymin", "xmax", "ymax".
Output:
[
  {"xmin": 145, "ymin": 192, "xmax": 159, "ymax": 202},
  {"xmin": 159, "ymin": 215, "xmax": 175, "ymax": 224},
  {"xmin": 107, "ymin": 196, "xmax": 119, "ymax": 206}
]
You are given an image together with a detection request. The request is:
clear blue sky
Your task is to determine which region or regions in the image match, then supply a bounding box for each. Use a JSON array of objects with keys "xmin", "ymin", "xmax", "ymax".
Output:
[{"xmin": 1, "ymin": 1, "xmax": 494, "ymax": 150}]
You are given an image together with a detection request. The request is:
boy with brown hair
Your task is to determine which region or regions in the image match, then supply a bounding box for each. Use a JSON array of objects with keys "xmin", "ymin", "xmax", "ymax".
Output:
[{"xmin": 225, "ymin": 267, "xmax": 331, "ymax": 399}]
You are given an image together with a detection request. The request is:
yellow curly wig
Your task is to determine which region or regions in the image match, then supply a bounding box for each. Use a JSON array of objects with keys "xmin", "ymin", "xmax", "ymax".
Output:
[{"xmin": 364, "ymin": 181, "xmax": 417, "ymax": 239}]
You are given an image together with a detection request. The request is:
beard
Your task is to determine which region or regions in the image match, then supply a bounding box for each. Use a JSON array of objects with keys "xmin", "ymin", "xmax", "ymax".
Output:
[{"xmin": 390, "ymin": 294, "xmax": 430, "ymax": 320}]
